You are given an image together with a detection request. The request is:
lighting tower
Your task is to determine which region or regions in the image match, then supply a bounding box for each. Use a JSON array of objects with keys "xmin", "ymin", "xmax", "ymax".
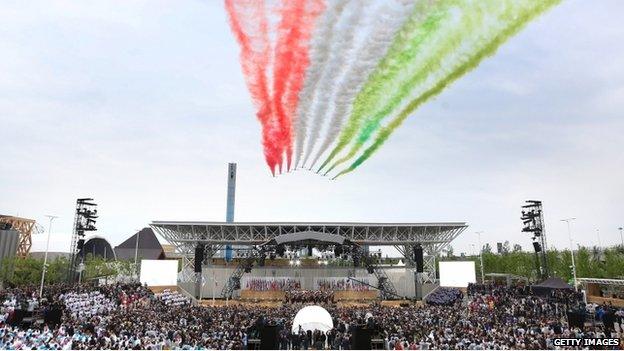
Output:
[
  {"xmin": 67, "ymin": 198, "xmax": 98, "ymax": 283},
  {"xmin": 521, "ymin": 200, "xmax": 549, "ymax": 279}
]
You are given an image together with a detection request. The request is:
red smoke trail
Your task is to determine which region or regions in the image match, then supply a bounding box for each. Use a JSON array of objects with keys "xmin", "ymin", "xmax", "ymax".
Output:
[
  {"xmin": 225, "ymin": 0, "xmax": 279, "ymax": 175},
  {"xmin": 272, "ymin": 0, "xmax": 325, "ymax": 172}
]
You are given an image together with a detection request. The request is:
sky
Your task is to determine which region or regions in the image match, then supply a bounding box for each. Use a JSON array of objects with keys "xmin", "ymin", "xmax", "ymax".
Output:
[{"xmin": 1, "ymin": 0, "xmax": 623, "ymax": 257}]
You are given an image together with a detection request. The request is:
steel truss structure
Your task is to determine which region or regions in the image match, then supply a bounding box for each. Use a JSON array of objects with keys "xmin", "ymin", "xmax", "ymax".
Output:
[
  {"xmin": 577, "ymin": 278, "xmax": 624, "ymax": 286},
  {"xmin": 218, "ymin": 236, "xmax": 400, "ymax": 299},
  {"xmin": 151, "ymin": 221, "xmax": 467, "ymax": 286}
]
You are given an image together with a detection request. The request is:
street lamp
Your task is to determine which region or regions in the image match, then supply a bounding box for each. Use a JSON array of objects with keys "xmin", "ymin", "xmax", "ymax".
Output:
[
  {"xmin": 475, "ymin": 231, "xmax": 485, "ymax": 283},
  {"xmin": 39, "ymin": 215, "xmax": 58, "ymax": 298},
  {"xmin": 596, "ymin": 228, "xmax": 602, "ymax": 248},
  {"xmin": 561, "ymin": 218, "xmax": 578, "ymax": 291}
]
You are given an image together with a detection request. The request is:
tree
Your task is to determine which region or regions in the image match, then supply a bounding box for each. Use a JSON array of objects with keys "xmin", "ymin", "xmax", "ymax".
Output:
[
  {"xmin": 482, "ymin": 243, "xmax": 492, "ymax": 254},
  {"xmin": 501, "ymin": 241, "xmax": 511, "ymax": 254},
  {"xmin": 83, "ymin": 255, "xmax": 117, "ymax": 281}
]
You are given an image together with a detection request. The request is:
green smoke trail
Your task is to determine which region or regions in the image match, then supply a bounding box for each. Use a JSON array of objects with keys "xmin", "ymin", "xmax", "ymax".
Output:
[
  {"xmin": 317, "ymin": 0, "xmax": 456, "ymax": 173},
  {"xmin": 326, "ymin": 0, "xmax": 492, "ymax": 173},
  {"xmin": 333, "ymin": 0, "xmax": 561, "ymax": 179}
]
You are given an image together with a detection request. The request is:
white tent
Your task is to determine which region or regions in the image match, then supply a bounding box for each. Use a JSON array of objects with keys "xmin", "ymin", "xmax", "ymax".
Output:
[{"xmin": 291, "ymin": 305, "xmax": 334, "ymax": 334}]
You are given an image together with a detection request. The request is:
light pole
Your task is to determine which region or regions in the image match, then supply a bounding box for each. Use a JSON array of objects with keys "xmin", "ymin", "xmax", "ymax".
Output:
[
  {"xmin": 618, "ymin": 227, "xmax": 623, "ymax": 247},
  {"xmin": 39, "ymin": 215, "xmax": 58, "ymax": 298},
  {"xmin": 134, "ymin": 228, "xmax": 141, "ymax": 279},
  {"xmin": 476, "ymin": 231, "xmax": 485, "ymax": 283},
  {"xmin": 561, "ymin": 218, "xmax": 578, "ymax": 291},
  {"xmin": 596, "ymin": 229, "xmax": 602, "ymax": 248}
]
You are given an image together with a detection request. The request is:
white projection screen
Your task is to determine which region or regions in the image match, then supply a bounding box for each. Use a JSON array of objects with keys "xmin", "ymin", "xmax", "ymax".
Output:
[
  {"xmin": 439, "ymin": 261, "xmax": 476, "ymax": 287},
  {"xmin": 140, "ymin": 260, "xmax": 178, "ymax": 286}
]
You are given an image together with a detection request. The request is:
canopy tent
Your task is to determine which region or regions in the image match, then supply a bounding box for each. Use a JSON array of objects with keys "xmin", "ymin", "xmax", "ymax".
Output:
[
  {"xmin": 532, "ymin": 277, "xmax": 573, "ymax": 297},
  {"xmin": 291, "ymin": 305, "xmax": 334, "ymax": 334},
  {"xmin": 534, "ymin": 277, "xmax": 574, "ymax": 289}
]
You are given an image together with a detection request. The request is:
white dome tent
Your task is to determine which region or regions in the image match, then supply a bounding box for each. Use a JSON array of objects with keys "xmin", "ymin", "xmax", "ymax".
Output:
[{"xmin": 291, "ymin": 305, "xmax": 334, "ymax": 334}]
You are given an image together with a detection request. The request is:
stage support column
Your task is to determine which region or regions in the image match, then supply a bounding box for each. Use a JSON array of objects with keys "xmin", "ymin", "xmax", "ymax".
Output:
[
  {"xmin": 414, "ymin": 272, "xmax": 423, "ymax": 301},
  {"xmin": 195, "ymin": 271, "xmax": 201, "ymax": 299}
]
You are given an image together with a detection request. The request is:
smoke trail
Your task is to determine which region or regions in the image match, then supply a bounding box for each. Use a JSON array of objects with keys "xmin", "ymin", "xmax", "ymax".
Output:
[
  {"xmin": 318, "ymin": 1, "xmax": 454, "ymax": 173},
  {"xmin": 327, "ymin": 0, "xmax": 486, "ymax": 172},
  {"xmin": 292, "ymin": 0, "xmax": 349, "ymax": 169},
  {"xmin": 307, "ymin": 0, "xmax": 416, "ymax": 170},
  {"xmin": 333, "ymin": 0, "xmax": 561, "ymax": 178},
  {"xmin": 224, "ymin": 0, "xmax": 278, "ymax": 175},
  {"xmin": 270, "ymin": 0, "xmax": 308, "ymax": 173},
  {"xmin": 300, "ymin": 0, "xmax": 370, "ymax": 168},
  {"xmin": 281, "ymin": 0, "xmax": 326, "ymax": 171}
]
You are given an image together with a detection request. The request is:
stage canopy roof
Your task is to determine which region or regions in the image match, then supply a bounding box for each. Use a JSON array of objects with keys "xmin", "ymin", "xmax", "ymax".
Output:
[{"xmin": 151, "ymin": 221, "xmax": 466, "ymax": 247}]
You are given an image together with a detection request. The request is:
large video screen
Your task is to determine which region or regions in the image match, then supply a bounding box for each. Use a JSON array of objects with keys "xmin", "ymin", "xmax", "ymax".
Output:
[
  {"xmin": 140, "ymin": 260, "xmax": 178, "ymax": 286},
  {"xmin": 439, "ymin": 261, "xmax": 476, "ymax": 287}
]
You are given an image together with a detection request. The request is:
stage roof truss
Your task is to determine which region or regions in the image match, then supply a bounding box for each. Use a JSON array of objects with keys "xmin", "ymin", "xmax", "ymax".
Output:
[{"xmin": 152, "ymin": 222, "xmax": 466, "ymax": 248}]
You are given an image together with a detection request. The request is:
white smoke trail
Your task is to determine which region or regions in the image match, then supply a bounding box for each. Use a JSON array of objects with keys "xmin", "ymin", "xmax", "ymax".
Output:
[
  {"xmin": 300, "ymin": 0, "xmax": 370, "ymax": 168},
  {"xmin": 292, "ymin": 0, "xmax": 349, "ymax": 169},
  {"xmin": 308, "ymin": 0, "xmax": 417, "ymax": 169}
]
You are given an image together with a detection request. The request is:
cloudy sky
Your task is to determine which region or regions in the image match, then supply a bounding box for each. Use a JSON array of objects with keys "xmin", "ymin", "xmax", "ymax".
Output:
[{"xmin": 1, "ymin": 0, "xmax": 623, "ymax": 257}]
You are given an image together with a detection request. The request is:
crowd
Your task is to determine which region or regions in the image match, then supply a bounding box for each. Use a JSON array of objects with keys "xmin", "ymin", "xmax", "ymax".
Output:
[
  {"xmin": 156, "ymin": 289, "xmax": 191, "ymax": 307},
  {"xmin": 315, "ymin": 279, "xmax": 371, "ymax": 292},
  {"xmin": 1, "ymin": 282, "xmax": 624, "ymax": 349},
  {"xmin": 424, "ymin": 287, "xmax": 463, "ymax": 306},
  {"xmin": 285, "ymin": 290, "xmax": 334, "ymax": 304},
  {"xmin": 244, "ymin": 278, "xmax": 301, "ymax": 292},
  {"xmin": 58, "ymin": 291, "xmax": 116, "ymax": 320}
]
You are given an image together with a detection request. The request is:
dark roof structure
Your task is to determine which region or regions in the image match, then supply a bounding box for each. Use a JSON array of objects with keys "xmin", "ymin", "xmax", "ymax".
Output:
[
  {"xmin": 114, "ymin": 228, "xmax": 165, "ymax": 260},
  {"xmin": 534, "ymin": 277, "xmax": 573, "ymax": 290},
  {"xmin": 267, "ymin": 231, "xmax": 349, "ymax": 246},
  {"xmin": 79, "ymin": 236, "xmax": 116, "ymax": 260},
  {"xmin": 532, "ymin": 277, "xmax": 573, "ymax": 296}
]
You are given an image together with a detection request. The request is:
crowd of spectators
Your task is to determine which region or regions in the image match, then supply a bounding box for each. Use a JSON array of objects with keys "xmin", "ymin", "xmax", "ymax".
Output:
[
  {"xmin": 424, "ymin": 287, "xmax": 463, "ymax": 306},
  {"xmin": 156, "ymin": 289, "xmax": 191, "ymax": 307},
  {"xmin": 58, "ymin": 291, "xmax": 116, "ymax": 320},
  {"xmin": 1, "ymin": 282, "xmax": 624, "ymax": 349},
  {"xmin": 244, "ymin": 278, "xmax": 301, "ymax": 292},
  {"xmin": 315, "ymin": 279, "xmax": 371, "ymax": 292}
]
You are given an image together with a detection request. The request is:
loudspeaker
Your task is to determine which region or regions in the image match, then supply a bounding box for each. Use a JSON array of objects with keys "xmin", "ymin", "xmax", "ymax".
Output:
[
  {"xmin": 532, "ymin": 242, "xmax": 542, "ymax": 253},
  {"xmin": 194, "ymin": 244, "xmax": 205, "ymax": 273},
  {"xmin": 44, "ymin": 308, "xmax": 63, "ymax": 326},
  {"xmin": 334, "ymin": 245, "xmax": 343, "ymax": 257},
  {"xmin": 352, "ymin": 326, "xmax": 372, "ymax": 350},
  {"xmin": 414, "ymin": 245, "xmax": 424, "ymax": 273},
  {"xmin": 260, "ymin": 325, "xmax": 279, "ymax": 350},
  {"xmin": 276, "ymin": 244, "xmax": 285, "ymax": 257},
  {"xmin": 566, "ymin": 311, "xmax": 585, "ymax": 329},
  {"xmin": 8, "ymin": 309, "xmax": 26, "ymax": 326}
]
